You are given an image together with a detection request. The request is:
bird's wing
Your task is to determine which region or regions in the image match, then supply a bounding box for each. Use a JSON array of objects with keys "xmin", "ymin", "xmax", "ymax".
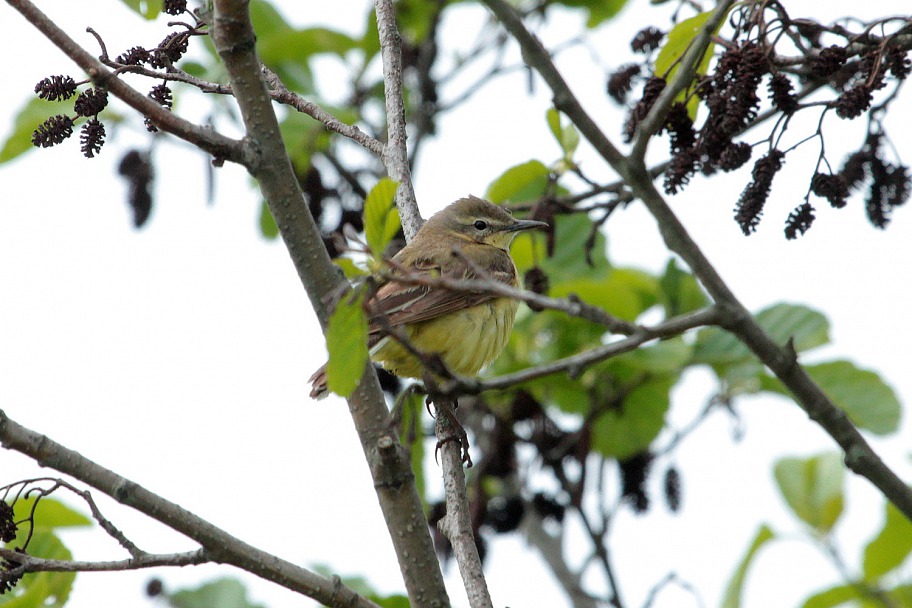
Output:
[{"xmin": 367, "ymin": 258, "xmax": 515, "ymax": 333}]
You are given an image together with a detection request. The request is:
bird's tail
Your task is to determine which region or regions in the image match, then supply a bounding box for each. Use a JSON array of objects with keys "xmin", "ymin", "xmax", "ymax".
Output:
[{"xmin": 308, "ymin": 365, "xmax": 329, "ymax": 400}]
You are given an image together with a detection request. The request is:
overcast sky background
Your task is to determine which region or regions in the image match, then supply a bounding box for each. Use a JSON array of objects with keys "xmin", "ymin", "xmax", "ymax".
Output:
[{"xmin": 2, "ymin": 1, "xmax": 911, "ymax": 607}]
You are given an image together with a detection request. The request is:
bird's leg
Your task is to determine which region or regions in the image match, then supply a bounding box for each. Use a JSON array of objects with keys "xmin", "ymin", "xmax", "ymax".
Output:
[{"xmin": 428, "ymin": 396, "xmax": 472, "ymax": 467}]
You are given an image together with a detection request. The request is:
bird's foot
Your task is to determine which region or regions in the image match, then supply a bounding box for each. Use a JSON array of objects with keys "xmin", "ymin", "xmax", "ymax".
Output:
[{"xmin": 430, "ymin": 397, "xmax": 472, "ymax": 467}]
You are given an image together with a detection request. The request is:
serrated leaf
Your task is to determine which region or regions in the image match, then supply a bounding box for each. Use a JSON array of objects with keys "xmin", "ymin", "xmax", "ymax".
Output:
[
  {"xmin": 863, "ymin": 501, "xmax": 912, "ymax": 580},
  {"xmin": 258, "ymin": 201, "xmax": 279, "ymax": 240},
  {"xmin": 774, "ymin": 452, "xmax": 844, "ymax": 534},
  {"xmin": 0, "ymin": 98, "xmax": 62, "ymax": 164},
  {"xmin": 325, "ymin": 289, "xmax": 370, "ymax": 397},
  {"xmin": 169, "ymin": 578, "xmax": 265, "ymax": 608},
  {"xmin": 118, "ymin": 0, "xmax": 162, "ymax": 19},
  {"xmin": 591, "ymin": 374, "xmax": 674, "ymax": 459},
  {"xmin": 722, "ymin": 525, "xmax": 776, "ymax": 608},
  {"xmin": 363, "ymin": 178, "xmax": 400, "ymax": 258},
  {"xmin": 485, "ymin": 160, "xmax": 550, "ymax": 204},
  {"xmin": 805, "ymin": 361, "xmax": 900, "ymax": 435}
]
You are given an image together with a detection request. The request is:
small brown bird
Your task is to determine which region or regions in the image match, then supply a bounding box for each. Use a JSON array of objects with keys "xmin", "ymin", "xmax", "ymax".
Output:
[{"xmin": 309, "ymin": 195, "xmax": 546, "ymax": 399}]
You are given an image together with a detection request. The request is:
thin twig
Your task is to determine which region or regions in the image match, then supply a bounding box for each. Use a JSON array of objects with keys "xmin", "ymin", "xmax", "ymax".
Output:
[
  {"xmin": 0, "ymin": 547, "xmax": 209, "ymax": 573},
  {"xmin": 0, "ymin": 410, "xmax": 381, "ymax": 608},
  {"xmin": 630, "ymin": 0, "xmax": 737, "ymax": 161},
  {"xmin": 5, "ymin": 0, "xmax": 249, "ymax": 165},
  {"xmin": 373, "ymin": 0, "xmax": 423, "ymax": 240},
  {"xmin": 435, "ymin": 307, "xmax": 722, "ymax": 396},
  {"xmin": 478, "ymin": 0, "xmax": 912, "ymax": 520}
]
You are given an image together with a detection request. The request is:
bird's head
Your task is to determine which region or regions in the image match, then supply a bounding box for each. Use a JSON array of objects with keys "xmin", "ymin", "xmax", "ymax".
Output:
[{"xmin": 425, "ymin": 195, "xmax": 548, "ymax": 250}]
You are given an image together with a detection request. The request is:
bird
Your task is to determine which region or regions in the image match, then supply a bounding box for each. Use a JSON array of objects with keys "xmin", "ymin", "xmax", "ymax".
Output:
[{"xmin": 308, "ymin": 195, "xmax": 547, "ymax": 399}]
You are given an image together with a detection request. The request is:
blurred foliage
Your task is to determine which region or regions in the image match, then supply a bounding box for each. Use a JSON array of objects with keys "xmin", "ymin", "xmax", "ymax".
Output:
[
  {"xmin": 1, "ymin": 497, "xmax": 90, "ymax": 608},
  {"xmin": 722, "ymin": 453, "xmax": 912, "ymax": 608}
]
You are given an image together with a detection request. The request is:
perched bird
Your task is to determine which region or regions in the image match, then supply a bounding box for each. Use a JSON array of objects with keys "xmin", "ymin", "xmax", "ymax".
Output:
[{"xmin": 309, "ymin": 195, "xmax": 546, "ymax": 399}]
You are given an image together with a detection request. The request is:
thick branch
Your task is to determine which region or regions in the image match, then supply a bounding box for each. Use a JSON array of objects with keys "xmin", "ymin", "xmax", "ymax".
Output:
[
  {"xmin": 5, "ymin": 0, "xmax": 249, "ymax": 165},
  {"xmin": 480, "ymin": 0, "xmax": 912, "ymax": 520},
  {"xmin": 0, "ymin": 411, "xmax": 381, "ymax": 608},
  {"xmin": 208, "ymin": 3, "xmax": 449, "ymax": 606}
]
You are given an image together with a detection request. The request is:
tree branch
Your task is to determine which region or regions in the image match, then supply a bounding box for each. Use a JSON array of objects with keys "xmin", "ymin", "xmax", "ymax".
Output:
[
  {"xmin": 480, "ymin": 0, "xmax": 912, "ymax": 520},
  {"xmin": 436, "ymin": 307, "xmax": 722, "ymax": 396},
  {"xmin": 5, "ymin": 0, "xmax": 250, "ymax": 165},
  {"xmin": 0, "ymin": 547, "xmax": 209, "ymax": 573},
  {"xmin": 0, "ymin": 411, "xmax": 381, "ymax": 608},
  {"xmin": 208, "ymin": 3, "xmax": 450, "ymax": 606},
  {"xmin": 521, "ymin": 509, "xmax": 598, "ymax": 608},
  {"xmin": 373, "ymin": 0, "xmax": 423, "ymax": 239},
  {"xmin": 435, "ymin": 415, "xmax": 494, "ymax": 608},
  {"xmin": 630, "ymin": 0, "xmax": 736, "ymax": 161}
]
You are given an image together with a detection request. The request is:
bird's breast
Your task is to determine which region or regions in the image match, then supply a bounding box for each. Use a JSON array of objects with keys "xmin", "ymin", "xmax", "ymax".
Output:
[{"xmin": 374, "ymin": 297, "xmax": 519, "ymax": 379}]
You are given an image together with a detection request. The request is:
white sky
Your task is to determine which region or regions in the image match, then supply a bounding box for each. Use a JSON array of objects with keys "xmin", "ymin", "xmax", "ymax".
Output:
[{"xmin": 1, "ymin": 1, "xmax": 911, "ymax": 607}]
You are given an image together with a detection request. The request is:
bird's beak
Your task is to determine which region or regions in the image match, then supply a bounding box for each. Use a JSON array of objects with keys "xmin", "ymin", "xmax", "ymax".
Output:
[{"xmin": 503, "ymin": 219, "xmax": 549, "ymax": 233}]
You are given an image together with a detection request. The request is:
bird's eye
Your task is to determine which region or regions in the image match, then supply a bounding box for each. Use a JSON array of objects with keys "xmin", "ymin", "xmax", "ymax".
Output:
[{"xmin": 473, "ymin": 220, "xmax": 488, "ymax": 231}]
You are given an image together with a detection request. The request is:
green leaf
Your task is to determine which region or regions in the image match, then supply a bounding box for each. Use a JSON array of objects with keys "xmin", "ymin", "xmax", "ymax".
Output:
[
  {"xmin": 0, "ymin": 98, "xmax": 62, "ymax": 164},
  {"xmin": 863, "ymin": 501, "xmax": 912, "ymax": 580},
  {"xmin": 169, "ymin": 578, "xmax": 265, "ymax": 608},
  {"xmin": 804, "ymin": 361, "xmax": 901, "ymax": 435},
  {"xmin": 485, "ymin": 160, "xmax": 550, "ymax": 204},
  {"xmin": 249, "ymin": 0, "xmax": 294, "ymax": 39},
  {"xmin": 1, "ymin": 530, "xmax": 76, "ymax": 608},
  {"xmin": 258, "ymin": 27, "xmax": 357, "ymax": 65},
  {"xmin": 654, "ymin": 10, "xmax": 725, "ymax": 116},
  {"xmin": 11, "ymin": 497, "xmax": 91, "ymax": 532},
  {"xmin": 659, "ymin": 259, "xmax": 708, "ymax": 318},
  {"xmin": 258, "ymin": 201, "xmax": 279, "ymax": 240},
  {"xmin": 591, "ymin": 374, "xmax": 674, "ymax": 459},
  {"xmin": 774, "ymin": 452, "xmax": 844, "ymax": 534},
  {"xmin": 622, "ymin": 338, "xmax": 693, "ymax": 374},
  {"xmin": 546, "ymin": 108, "xmax": 562, "ymax": 144},
  {"xmin": 511, "ymin": 212, "xmax": 611, "ymax": 278},
  {"xmin": 117, "ymin": 0, "xmax": 162, "ymax": 19},
  {"xmin": 694, "ymin": 303, "xmax": 830, "ymax": 365},
  {"xmin": 550, "ymin": 0, "xmax": 629, "ymax": 28},
  {"xmin": 325, "ymin": 289, "xmax": 370, "ymax": 398},
  {"xmin": 398, "ymin": 391, "xmax": 427, "ymax": 507},
  {"xmin": 722, "ymin": 524, "xmax": 776, "ymax": 608},
  {"xmin": 334, "ymin": 257, "xmax": 369, "ymax": 279},
  {"xmin": 363, "ymin": 178, "xmax": 401, "ymax": 258},
  {"xmin": 545, "ymin": 109, "xmax": 580, "ymax": 160},
  {"xmin": 550, "ymin": 268, "xmax": 658, "ymax": 322},
  {"xmin": 800, "ymin": 584, "xmax": 864, "ymax": 608}
]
